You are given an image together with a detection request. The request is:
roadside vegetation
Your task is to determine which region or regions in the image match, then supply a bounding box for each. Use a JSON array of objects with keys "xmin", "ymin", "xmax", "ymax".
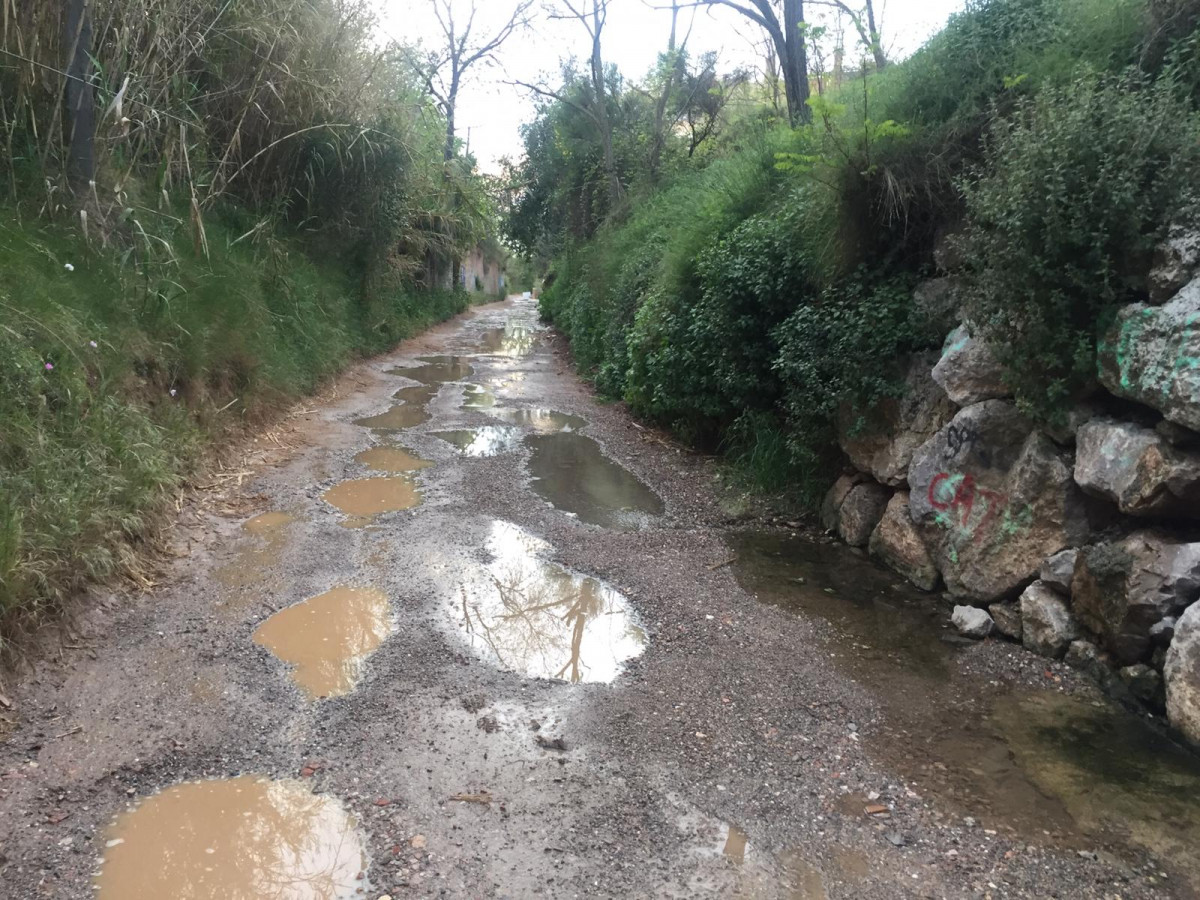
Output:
[
  {"xmin": 508, "ymin": 0, "xmax": 1200, "ymax": 503},
  {"xmin": 0, "ymin": 0, "xmax": 510, "ymax": 648}
]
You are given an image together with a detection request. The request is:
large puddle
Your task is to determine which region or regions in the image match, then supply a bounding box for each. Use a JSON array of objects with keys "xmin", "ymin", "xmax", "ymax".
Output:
[
  {"xmin": 526, "ymin": 432, "xmax": 664, "ymax": 530},
  {"xmin": 450, "ymin": 521, "xmax": 646, "ymax": 683},
  {"xmin": 323, "ymin": 476, "xmax": 421, "ymax": 522},
  {"xmin": 435, "ymin": 426, "xmax": 523, "ymax": 457},
  {"xmin": 492, "ymin": 408, "xmax": 586, "ymax": 433},
  {"xmin": 462, "ymin": 384, "xmax": 497, "ymax": 409},
  {"xmin": 728, "ymin": 530, "xmax": 1200, "ymax": 887},
  {"xmin": 216, "ymin": 512, "xmax": 296, "ymax": 590},
  {"xmin": 253, "ymin": 586, "xmax": 393, "ymax": 699},
  {"xmin": 388, "ymin": 355, "xmax": 473, "ymax": 384},
  {"xmin": 478, "ymin": 322, "xmax": 535, "ymax": 357},
  {"xmin": 353, "ymin": 404, "xmax": 429, "ymax": 431},
  {"xmin": 95, "ymin": 776, "xmax": 367, "ymax": 899},
  {"xmin": 355, "ymin": 445, "xmax": 431, "ymax": 474}
]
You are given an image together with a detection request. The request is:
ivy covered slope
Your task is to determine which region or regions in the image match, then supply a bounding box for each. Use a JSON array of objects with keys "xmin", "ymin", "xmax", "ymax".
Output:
[
  {"xmin": 0, "ymin": 0, "xmax": 499, "ymax": 648},
  {"xmin": 509, "ymin": 0, "xmax": 1200, "ymax": 506}
]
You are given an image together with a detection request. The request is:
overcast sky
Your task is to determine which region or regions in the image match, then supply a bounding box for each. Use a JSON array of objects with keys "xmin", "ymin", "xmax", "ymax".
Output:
[{"xmin": 375, "ymin": 0, "xmax": 967, "ymax": 173}]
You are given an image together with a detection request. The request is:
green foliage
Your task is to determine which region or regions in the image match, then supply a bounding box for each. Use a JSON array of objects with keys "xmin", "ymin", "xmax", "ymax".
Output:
[{"xmin": 958, "ymin": 72, "xmax": 1200, "ymax": 418}]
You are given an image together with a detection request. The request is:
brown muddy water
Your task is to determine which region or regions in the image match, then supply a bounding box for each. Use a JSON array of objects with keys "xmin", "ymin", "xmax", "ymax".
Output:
[
  {"xmin": 322, "ymin": 476, "xmax": 422, "ymax": 520},
  {"xmin": 353, "ymin": 404, "xmax": 430, "ymax": 431},
  {"xmin": 354, "ymin": 445, "xmax": 432, "ymax": 474},
  {"xmin": 526, "ymin": 432, "xmax": 665, "ymax": 530},
  {"xmin": 435, "ymin": 426, "xmax": 523, "ymax": 457},
  {"xmin": 215, "ymin": 511, "xmax": 296, "ymax": 590},
  {"xmin": 94, "ymin": 776, "xmax": 367, "ymax": 899},
  {"xmin": 252, "ymin": 586, "xmax": 393, "ymax": 699},
  {"xmin": 448, "ymin": 520, "xmax": 646, "ymax": 683},
  {"xmin": 387, "ymin": 356, "xmax": 474, "ymax": 384},
  {"xmin": 728, "ymin": 530, "xmax": 1200, "ymax": 887},
  {"xmin": 492, "ymin": 407, "xmax": 586, "ymax": 433}
]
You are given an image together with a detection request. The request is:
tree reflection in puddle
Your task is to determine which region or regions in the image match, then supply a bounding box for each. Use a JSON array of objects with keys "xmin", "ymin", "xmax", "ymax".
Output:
[
  {"xmin": 435, "ymin": 426, "xmax": 523, "ymax": 457},
  {"xmin": 453, "ymin": 521, "xmax": 646, "ymax": 683}
]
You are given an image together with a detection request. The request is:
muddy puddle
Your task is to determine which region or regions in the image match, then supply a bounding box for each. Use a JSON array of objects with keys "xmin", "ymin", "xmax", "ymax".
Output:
[
  {"xmin": 323, "ymin": 476, "xmax": 421, "ymax": 524},
  {"xmin": 526, "ymin": 432, "xmax": 664, "ymax": 530},
  {"xmin": 253, "ymin": 585, "xmax": 393, "ymax": 699},
  {"xmin": 728, "ymin": 530, "xmax": 1200, "ymax": 886},
  {"xmin": 392, "ymin": 382, "xmax": 440, "ymax": 406},
  {"xmin": 353, "ymin": 404, "xmax": 430, "ymax": 431},
  {"xmin": 435, "ymin": 426, "xmax": 523, "ymax": 457},
  {"xmin": 450, "ymin": 520, "xmax": 646, "ymax": 683},
  {"xmin": 388, "ymin": 355, "xmax": 473, "ymax": 384},
  {"xmin": 462, "ymin": 383, "xmax": 497, "ymax": 409},
  {"xmin": 492, "ymin": 408, "xmax": 586, "ymax": 433},
  {"xmin": 355, "ymin": 445, "xmax": 431, "ymax": 473},
  {"xmin": 216, "ymin": 512, "xmax": 296, "ymax": 590},
  {"xmin": 478, "ymin": 322, "xmax": 535, "ymax": 357},
  {"xmin": 95, "ymin": 775, "xmax": 367, "ymax": 899}
]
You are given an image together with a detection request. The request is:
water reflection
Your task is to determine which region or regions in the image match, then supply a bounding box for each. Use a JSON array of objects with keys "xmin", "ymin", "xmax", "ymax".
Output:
[
  {"xmin": 353, "ymin": 405, "xmax": 429, "ymax": 431},
  {"xmin": 462, "ymin": 384, "xmax": 497, "ymax": 410},
  {"xmin": 253, "ymin": 586, "xmax": 393, "ymax": 699},
  {"xmin": 435, "ymin": 427, "xmax": 523, "ymax": 458},
  {"xmin": 492, "ymin": 408, "xmax": 587, "ymax": 433},
  {"xmin": 479, "ymin": 322, "xmax": 535, "ymax": 357},
  {"xmin": 95, "ymin": 776, "xmax": 367, "ymax": 899},
  {"xmin": 387, "ymin": 356, "xmax": 473, "ymax": 384},
  {"xmin": 526, "ymin": 432, "xmax": 664, "ymax": 530},
  {"xmin": 452, "ymin": 521, "xmax": 646, "ymax": 683}
]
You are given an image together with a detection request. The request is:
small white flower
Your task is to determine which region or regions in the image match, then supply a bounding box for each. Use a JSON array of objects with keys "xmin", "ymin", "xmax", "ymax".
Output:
[
  {"xmin": 89, "ymin": 340, "xmax": 98, "ymax": 349},
  {"xmin": 64, "ymin": 263, "xmax": 75, "ymax": 272},
  {"xmin": 169, "ymin": 389, "xmax": 177, "ymax": 397}
]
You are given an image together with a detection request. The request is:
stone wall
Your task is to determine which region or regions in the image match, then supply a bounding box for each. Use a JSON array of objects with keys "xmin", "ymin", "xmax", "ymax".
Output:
[
  {"xmin": 460, "ymin": 245, "xmax": 506, "ymax": 297},
  {"xmin": 822, "ymin": 229, "xmax": 1200, "ymax": 745}
]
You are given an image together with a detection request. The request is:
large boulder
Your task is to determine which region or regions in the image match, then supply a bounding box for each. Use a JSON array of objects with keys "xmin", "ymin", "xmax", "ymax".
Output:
[
  {"xmin": 1071, "ymin": 533, "xmax": 1200, "ymax": 665},
  {"xmin": 909, "ymin": 401, "xmax": 1092, "ymax": 602},
  {"xmin": 931, "ymin": 325, "xmax": 1010, "ymax": 407},
  {"xmin": 1020, "ymin": 581, "xmax": 1079, "ymax": 659},
  {"xmin": 821, "ymin": 473, "xmax": 864, "ymax": 533},
  {"xmin": 1098, "ymin": 282, "xmax": 1200, "ymax": 433},
  {"xmin": 1074, "ymin": 418, "xmax": 1200, "ymax": 518},
  {"xmin": 869, "ymin": 492, "xmax": 941, "ymax": 592},
  {"xmin": 837, "ymin": 354, "xmax": 955, "ymax": 487},
  {"xmin": 1150, "ymin": 226, "xmax": 1200, "ymax": 303},
  {"xmin": 838, "ymin": 481, "xmax": 892, "ymax": 547},
  {"xmin": 1165, "ymin": 601, "xmax": 1200, "ymax": 746}
]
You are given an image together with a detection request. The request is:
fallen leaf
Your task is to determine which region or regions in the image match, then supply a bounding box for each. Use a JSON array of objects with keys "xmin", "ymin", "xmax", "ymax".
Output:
[
  {"xmin": 450, "ymin": 792, "xmax": 493, "ymax": 806},
  {"xmin": 374, "ymin": 798, "xmax": 391, "ymax": 807}
]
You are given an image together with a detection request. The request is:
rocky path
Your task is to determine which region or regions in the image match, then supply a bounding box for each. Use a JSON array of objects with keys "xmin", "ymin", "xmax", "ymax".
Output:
[{"xmin": 1, "ymin": 297, "xmax": 1199, "ymax": 899}]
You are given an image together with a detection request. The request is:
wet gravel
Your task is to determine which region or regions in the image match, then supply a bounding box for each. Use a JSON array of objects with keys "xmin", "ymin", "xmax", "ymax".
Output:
[{"xmin": 0, "ymin": 297, "xmax": 1196, "ymax": 899}]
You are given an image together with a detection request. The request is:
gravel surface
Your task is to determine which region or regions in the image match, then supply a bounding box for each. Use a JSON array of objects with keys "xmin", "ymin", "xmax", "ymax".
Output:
[{"xmin": 0, "ymin": 297, "xmax": 1197, "ymax": 899}]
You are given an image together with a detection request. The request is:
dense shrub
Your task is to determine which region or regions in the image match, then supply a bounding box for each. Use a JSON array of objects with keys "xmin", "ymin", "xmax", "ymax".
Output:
[{"xmin": 958, "ymin": 72, "xmax": 1200, "ymax": 419}]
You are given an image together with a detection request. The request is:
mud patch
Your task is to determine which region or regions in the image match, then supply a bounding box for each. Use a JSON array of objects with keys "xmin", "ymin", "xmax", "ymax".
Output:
[
  {"xmin": 450, "ymin": 521, "xmax": 645, "ymax": 683},
  {"xmin": 388, "ymin": 355, "xmax": 473, "ymax": 384},
  {"xmin": 493, "ymin": 408, "xmax": 586, "ymax": 433},
  {"xmin": 526, "ymin": 432, "xmax": 664, "ymax": 530},
  {"xmin": 253, "ymin": 586, "xmax": 393, "ymax": 699},
  {"xmin": 95, "ymin": 776, "xmax": 368, "ymax": 899},
  {"xmin": 353, "ymin": 404, "xmax": 430, "ymax": 431},
  {"xmin": 323, "ymin": 476, "xmax": 421, "ymax": 520},
  {"xmin": 355, "ymin": 446, "xmax": 432, "ymax": 474},
  {"xmin": 216, "ymin": 512, "xmax": 296, "ymax": 590},
  {"xmin": 435, "ymin": 426, "xmax": 523, "ymax": 457}
]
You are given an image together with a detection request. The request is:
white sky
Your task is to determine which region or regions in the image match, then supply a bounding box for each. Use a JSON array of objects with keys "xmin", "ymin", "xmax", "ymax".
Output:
[{"xmin": 375, "ymin": 0, "xmax": 967, "ymax": 173}]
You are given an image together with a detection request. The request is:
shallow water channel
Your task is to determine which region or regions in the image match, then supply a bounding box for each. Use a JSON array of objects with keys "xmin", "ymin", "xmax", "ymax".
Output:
[{"xmin": 728, "ymin": 530, "xmax": 1200, "ymax": 888}]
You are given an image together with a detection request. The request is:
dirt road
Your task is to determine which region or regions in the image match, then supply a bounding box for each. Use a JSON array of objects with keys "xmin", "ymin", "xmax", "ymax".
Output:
[{"xmin": 2, "ymin": 297, "xmax": 1199, "ymax": 898}]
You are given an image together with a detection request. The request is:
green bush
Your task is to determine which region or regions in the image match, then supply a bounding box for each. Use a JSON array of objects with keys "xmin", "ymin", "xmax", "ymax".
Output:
[{"xmin": 958, "ymin": 71, "xmax": 1200, "ymax": 419}]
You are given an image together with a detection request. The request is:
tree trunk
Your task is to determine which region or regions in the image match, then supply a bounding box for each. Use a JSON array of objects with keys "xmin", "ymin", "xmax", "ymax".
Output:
[
  {"xmin": 588, "ymin": 12, "xmax": 621, "ymax": 209},
  {"xmin": 649, "ymin": 1, "xmax": 680, "ymax": 182},
  {"xmin": 444, "ymin": 70, "xmax": 460, "ymax": 163},
  {"xmin": 64, "ymin": 0, "xmax": 96, "ymax": 186},
  {"xmin": 865, "ymin": 0, "xmax": 887, "ymax": 71},
  {"xmin": 781, "ymin": 0, "xmax": 811, "ymax": 126}
]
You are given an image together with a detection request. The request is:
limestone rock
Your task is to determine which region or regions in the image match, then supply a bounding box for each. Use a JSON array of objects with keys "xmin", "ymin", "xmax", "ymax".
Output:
[
  {"xmin": 1150, "ymin": 226, "xmax": 1200, "ymax": 303},
  {"xmin": 1098, "ymin": 283, "xmax": 1200, "ymax": 432},
  {"xmin": 1039, "ymin": 549, "xmax": 1079, "ymax": 595},
  {"xmin": 837, "ymin": 481, "xmax": 892, "ymax": 547},
  {"xmin": 1020, "ymin": 581, "xmax": 1079, "ymax": 659},
  {"xmin": 1165, "ymin": 602, "xmax": 1200, "ymax": 745},
  {"xmin": 869, "ymin": 492, "xmax": 941, "ymax": 592},
  {"xmin": 1071, "ymin": 533, "xmax": 1200, "ymax": 665},
  {"xmin": 931, "ymin": 325, "xmax": 1010, "ymax": 407},
  {"xmin": 1074, "ymin": 418, "xmax": 1200, "ymax": 518},
  {"xmin": 837, "ymin": 355, "xmax": 956, "ymax": 487},
  {"xmin": 952, "ymin": 605, "xmax": 994, "ymax": 639},
  {"xmin": 821, "ymin": 473, "xmax": 863, "ymax": 533},
  {"xmin": 988, "ymin": 602, "xmax": 1023, "ymax": 640},
  {"xmin": 909, "ymin": 401, "xmax": 1091, "ymax": 602}
]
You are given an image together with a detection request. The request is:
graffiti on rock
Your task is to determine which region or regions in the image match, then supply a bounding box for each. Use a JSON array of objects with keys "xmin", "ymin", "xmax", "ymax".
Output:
[{"xmin": 928, "ymin": 471, "xmax": 1033, "ymax": 556}]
